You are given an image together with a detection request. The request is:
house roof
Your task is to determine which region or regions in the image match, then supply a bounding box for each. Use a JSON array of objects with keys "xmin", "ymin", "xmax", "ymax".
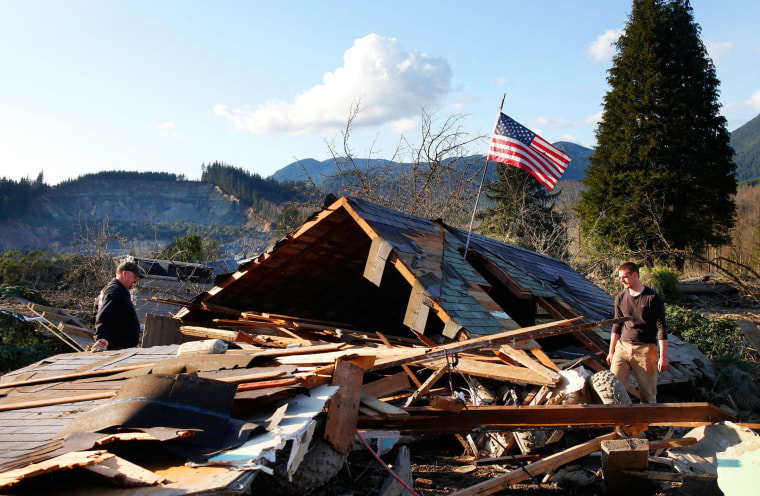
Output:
[{"xmin": 177, "ymin": 196, "xmax": 613, "ymax": 341}]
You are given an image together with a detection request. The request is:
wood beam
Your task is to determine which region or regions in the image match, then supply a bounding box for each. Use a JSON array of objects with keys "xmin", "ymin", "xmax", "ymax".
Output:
[
  {"xmin": 371, "ymin": 317, "xmax": 627, "ymax": 371},
  {"xmin": 357, "ymin": 403, "xmax": 733, "ymax": 433}
]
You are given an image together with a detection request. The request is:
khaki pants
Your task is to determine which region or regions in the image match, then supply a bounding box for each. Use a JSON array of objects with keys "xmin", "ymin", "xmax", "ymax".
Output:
[{"xmin": 610, "ymin": 340, "xmax": 658, "ymax": 404}]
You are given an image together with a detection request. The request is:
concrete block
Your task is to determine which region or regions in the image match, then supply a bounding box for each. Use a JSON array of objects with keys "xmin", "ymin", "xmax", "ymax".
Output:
[{"xmin": 601, "ymin": 438, "xmax": 649, "ymax": 471}]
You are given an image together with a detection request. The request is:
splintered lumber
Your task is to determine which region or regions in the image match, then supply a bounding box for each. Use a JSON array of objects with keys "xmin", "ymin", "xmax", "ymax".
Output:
[
  {"xmin": 370, "ymin": 317, "xmax": 628, "ymax": 371},
  {"xmin": 404, "ymin": 364, "xmax": 448, "ymax": 407},
  {"xmin": 180, "ymin": 325, "xmax": 255, "ymax": 344},
  {"xmin": 377, "ymin": 331, "xmax": 423, "ymax": 388},
  {"xmin": 57, "ymin": 322, "xmax": 94, "ymax": 338},
  {"xmin": 0, "ymin": 363, "xmax": 156, "ymax": 389},
  {"xmin": 0, "ymin": 450, "xmax": 113, "ymax": 489},
  {"xmin": 421, "ymin": 356, "xmax": 558, "ymax": 387},
  {"xmin": 496, "ymin": 344, "xmax": 560, "ymax": 382},
  {"xmin": 528, "ymin": 347, "xmax": 560, "ymax": 371},
  {"xmin": 357, "ymin": 403, "xmax": 734, "ymax": 434},
  {"xmin": 40, "ymin": 311, "xmax": 70, "ymax": 324},
  {"xmin": 0, "ymin": 392, "xmax": 117, "ymax": 412},
  {"xmin": 647, "ymin": 437, "xmax": 697, "ymax": 450},
  {"xmin": 360, "ymin": 393, "xmax": 409, "ymax": 419},
  {"xmin": 325, "ymin": 358, "xmax": 366, "ymax": 454},
  {"xmin": 82, "ymin": 454, "xmax": 167, "ymax": 487},
  {"xmin": 449, "ymin": 431, "xmax": 627, "ymax": 496},
  {"xmin": 362, "ymin": 371, "xmax": 412, "ymax": 399}
]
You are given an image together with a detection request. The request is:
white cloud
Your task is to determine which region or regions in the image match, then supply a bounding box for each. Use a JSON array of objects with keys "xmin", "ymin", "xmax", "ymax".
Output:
[
  {"xmin": 746, "ymin": 90, "xmax": 760, "ymax": 111},
  {"xmin": 156, "ymin": 121, "xmax": 184, "ymax": 142},
  {"xmin": 215, "ymin": 34, "xmax": 452, "ymax": 135},
  {"xmin": 705, "ymin": 39, "xmax": 732, "ymax": 64},
  {"xmin": 390, "ymin": 118, "xmax": 417, "ymax": 134},
  {"xmin": 583, "ymin": 111, "xmax": 603, "ymax": 126},
  {"xmin": 492, "ymin": 77, "xmax": 510, "ymax": 85},
  {"xmin": 588, "ymin": 29, "xmax": 623, "ymax": 63},
  {"xmin": 723, "ymin": 90, "xmax": 760, "ymax": 115},
  {"xmin": 532, "ymin": 116, "xmax": 572, "ymax": 129}
]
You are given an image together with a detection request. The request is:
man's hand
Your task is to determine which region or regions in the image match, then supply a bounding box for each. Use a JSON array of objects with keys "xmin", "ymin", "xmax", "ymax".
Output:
[
  {"xmin": 88, "ymin": 338, "xmax": 108, "ymax": 352},
  {"xmin": 658, "ymin": 338, "xmax": 669, "ymax": 372},
  {"xmin": 658, "ymin": 355, "xmax": 669, "ymax": 373}
]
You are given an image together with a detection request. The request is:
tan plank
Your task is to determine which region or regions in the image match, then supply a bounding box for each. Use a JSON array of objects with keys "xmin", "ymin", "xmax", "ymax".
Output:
[
  {"xmin": 371, "ymin": 317, "xmax": 627, "ymax": 371},
  {"xmin": 528, "ymin": 348, "xmax": 560, "ymax": 371},
  {"xmin": 0, "ymin": 363, "xmax": 156, "ymax": 390},
  {"xmin": 0, "ymin": 450, "xmax": 112, "ymax": 489},
  {"xmin": 404, "ymin": 365, "xmax": 448, "ymax": 408},
  {"xmin": 82, "ymin": 455, "xmax": 167, "ymax": 486},
  {"xmin": 358, "ymin": 403, "xmax": 734, "ymax": 433},
  {"xmin": 360, "ymin": 393, "xmax": 409, "ymax": 419},
  {"xmin": 496, "ymin": 344, "xmax": 560, "ymax": 382},
  {"xmin": 0, "ymin": 391, "xmax": 116, "ymax": 411},
  {"xmin": 325, "ymin": 359, "xmax": 366, "ymax": 454},
  {"xmin": 421, "ymin": 357, "xmax": 558, "ymax": 387},
  {"xmin": 376, "ymin": 331, "xmax": 423, "ymax": 388},
  {"xmin": 449, "ymin": 431, "xmax": 625, "ymax": 495},
  {"xmin": 362, "ymin": 371, "xmax": 412, "ymax": 399}
]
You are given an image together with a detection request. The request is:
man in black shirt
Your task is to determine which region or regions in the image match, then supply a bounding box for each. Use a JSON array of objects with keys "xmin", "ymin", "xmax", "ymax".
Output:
[
  {"xmin": 606, "ymin": 261, "xmax": 669, "ymax": 403},
  {"xmin": 93, "ymin": 260, "xmax": 145, "ymax": 350}
]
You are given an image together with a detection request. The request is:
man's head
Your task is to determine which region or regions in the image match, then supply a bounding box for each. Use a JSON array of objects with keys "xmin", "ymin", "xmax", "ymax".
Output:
[
  {"xmin": 617, "ymin": 261, "xmax": 642, "ymax": 292},
  {"xmin": 116, "ymin": 261, "xmax": 145, "ymax": 290}
]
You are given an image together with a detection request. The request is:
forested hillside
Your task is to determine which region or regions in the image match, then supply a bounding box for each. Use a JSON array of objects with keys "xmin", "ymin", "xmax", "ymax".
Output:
[
  {"xmin": 732, "ymin": 113, "xmax": 760, "ymax": 181},
  {"xmin": 201, "ymin": 161, "xmax": 311, "ymax": 210}
]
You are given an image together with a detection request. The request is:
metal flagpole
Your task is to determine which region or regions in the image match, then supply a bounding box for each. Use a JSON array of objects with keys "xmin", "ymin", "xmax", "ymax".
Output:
[{"xmin": 463, "ymin": 94, "xmax": 506, "ymax": 259}]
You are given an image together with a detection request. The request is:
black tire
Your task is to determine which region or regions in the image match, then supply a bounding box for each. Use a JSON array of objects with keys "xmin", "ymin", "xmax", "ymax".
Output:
[
  {"xmin": 589, "ymin": 370, "xmax": 632, "ymax": 405},
  {"xmin": 252, "ymin": 438, "xmax": 347, "ymax": 495}
]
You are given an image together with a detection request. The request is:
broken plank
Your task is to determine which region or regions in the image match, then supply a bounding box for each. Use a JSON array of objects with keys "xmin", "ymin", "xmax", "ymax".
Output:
[
  {"xmin": 83, "ymin": 454, "xmax": 168, "ymax": 487},
  {"xmin": 57, "ymin": 322, "xmax": 95, "ymax": 338},
  {"xmin": 358, "ymin": 403, "xmax": 734, "ymax": 433},
  {"xmin": 0, "ymin": 450, "xmax": 113, "ymax": 489},
  {"xmin": 448, "ymin": 430, "xmax": 629, "ymax": 496},
  {"xmin": 377, "ymin": 331, "xmax": 423, "ymax": 388},
  {"xmin": 0, "ymin": 363, "xmax": 156, "ymax": 390},
  {"xmin": 370, "ymin": 317, "xmax": 628, "ymax": 371},
  {"xmin": 496, "ymin": 344, "xmax": 560, "ymax": 382},
  {"xmin": 362, "ymin": 371, "xmax": 412, "ymax": 399},
  {"xmin": 325, "ymin": 358, "xmax": 366, "ymax": 454},
  {"xmin": 648, "ymin": 437, "xmax": 697, "ymax": 450},
  {"xmin": 360, "ymin": 393, "xmax": 409, "ymax": 419},
  {"xmin": 0, "ymin": 391, "xmax": 116, "ymax": 411},
  {"xmin": 421, "ymin": 357, "xmax": 558, "ymax": 387},
  {"xmin": 404, "ymin": 365, "xmax": 448, "ymax": 408},
  {"xmin": 528, "ymin": 348, "xmax": 560, "ymax": 372},
  {"xmin": 180, "ymin": 325, "xmax": 256, "ymax": 344}
]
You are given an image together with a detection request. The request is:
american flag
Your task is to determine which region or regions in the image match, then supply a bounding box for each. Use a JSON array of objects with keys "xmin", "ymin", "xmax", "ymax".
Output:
[{"xmin": 487, "ymin": 112, "xmax": 570, "ymax": 190}]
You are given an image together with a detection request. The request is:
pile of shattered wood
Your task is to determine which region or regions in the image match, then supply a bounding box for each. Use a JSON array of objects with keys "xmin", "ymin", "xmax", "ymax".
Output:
[
  {"xmin": 2, "ymin": 196, "xmax": 757, "ymax": 495},
  {"xmin": 0, "ymin": 313, "xmax": 749, "ymax": 496}
]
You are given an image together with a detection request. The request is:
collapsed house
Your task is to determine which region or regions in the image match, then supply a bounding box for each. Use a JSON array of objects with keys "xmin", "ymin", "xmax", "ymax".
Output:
[{"xmin": 0, "ymin": 196, "xmax": 742, "ymax": 495}]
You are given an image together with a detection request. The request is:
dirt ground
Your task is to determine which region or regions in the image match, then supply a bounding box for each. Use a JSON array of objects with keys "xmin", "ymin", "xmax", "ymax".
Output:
[{"xmin": 307, "ymin": 436, "xmax": 679, "ymax": 496}]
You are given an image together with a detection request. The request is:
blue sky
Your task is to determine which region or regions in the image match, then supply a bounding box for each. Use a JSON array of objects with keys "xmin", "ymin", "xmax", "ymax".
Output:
[{"xmin": 1, "ymin": 0, "xmax": 758, "ymax": 186}]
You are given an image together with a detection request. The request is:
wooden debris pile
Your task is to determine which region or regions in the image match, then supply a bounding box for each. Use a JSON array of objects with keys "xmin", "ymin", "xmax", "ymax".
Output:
[
  {"xmin": 0, "ymin": 312, "xmax": 738, "ymax": 495},
  {"xmin": 0, "ymin": 196, "xmax": 745, "ymax": 494},
  {"xmin": 25, "ymin": 302, "xmax": 95, "ymax": 351}
]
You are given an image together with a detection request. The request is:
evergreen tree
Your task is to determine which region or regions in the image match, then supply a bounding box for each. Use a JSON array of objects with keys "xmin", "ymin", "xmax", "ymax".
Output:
[
  {"xmin": 479, "ymin": 164, "xmax": 568, "ymax": 259},
  {"xmin": 576, "ymin": 0, "xmax": 736, "ymax": 267}
]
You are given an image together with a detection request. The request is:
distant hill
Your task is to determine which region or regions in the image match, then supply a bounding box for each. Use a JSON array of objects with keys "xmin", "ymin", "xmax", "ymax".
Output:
[
  {"xmin": 271, "ymin": 157, "xmax": 391, "ymax": 185},
  {"xmin": 271, "ymin": 141, "xmax": 595, "ymax": 187},
  {"xmin": 0, "ymin": 174, "xmax": 272, "ymax": 255},
  {"xmin": 553, "ymin": 142, "xmax": 593, "ymax": 180},
  {"xmin": 731, "ymin": 113, "xmax": 760, "ymax": 182}
]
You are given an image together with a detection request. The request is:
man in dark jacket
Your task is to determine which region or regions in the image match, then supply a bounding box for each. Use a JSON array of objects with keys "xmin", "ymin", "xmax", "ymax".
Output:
[{"xmin": 93, "ymin": 261, "xmax": 145, "ymax": 350}]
